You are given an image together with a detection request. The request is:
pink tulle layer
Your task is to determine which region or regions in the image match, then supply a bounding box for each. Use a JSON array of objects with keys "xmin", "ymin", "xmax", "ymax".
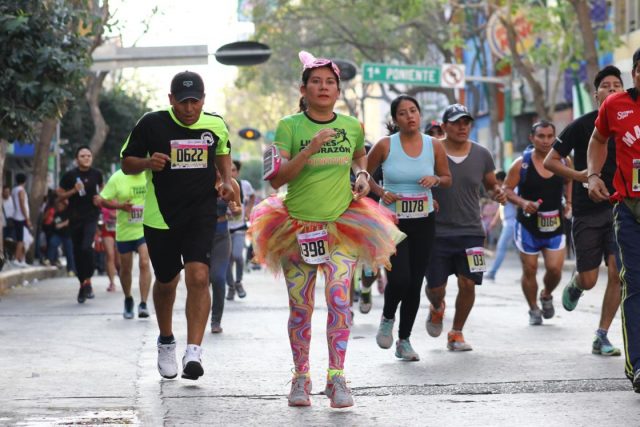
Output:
[{"xmin": 249, "ymin": 195, "xmax": 405, "ymax": 273}]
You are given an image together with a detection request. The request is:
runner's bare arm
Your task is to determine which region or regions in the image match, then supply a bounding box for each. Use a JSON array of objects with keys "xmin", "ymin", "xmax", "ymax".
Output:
[
  {"xmin": 215, "ymin": 154, "xmax": 236, "ymax": 202},
  {"xmin": 586, "ymin": 128, "xmax": 610, "ymax": 202},
  {"xmin": 544, "ymin": 148, "xmax": 586, "ymax": 183},
  {"xmin": 122, "ymin": 153, "xmax": 170, "ymax": 174},
  {"xmin": 366, "ymin": 137, "xmax": 390, "ymax": 199},
  {"xmin": 352, "ymin": 147, "xmax": 370, "ymax": 200}
]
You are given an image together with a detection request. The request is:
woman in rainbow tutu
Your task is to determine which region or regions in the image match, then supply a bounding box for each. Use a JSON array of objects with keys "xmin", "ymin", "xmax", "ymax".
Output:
[{"xmin": 250, "ymin": 51, "xmax": 404, "ymax": 408}]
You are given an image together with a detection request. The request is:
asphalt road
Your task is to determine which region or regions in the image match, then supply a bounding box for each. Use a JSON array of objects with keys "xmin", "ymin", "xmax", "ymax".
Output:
[{"xmin": 1, "ymin": 254, "xmax": 638, "ymax": 426}]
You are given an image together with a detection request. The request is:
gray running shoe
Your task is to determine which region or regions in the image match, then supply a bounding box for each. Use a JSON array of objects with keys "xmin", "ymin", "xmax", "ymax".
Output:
[
  {"xmin": 226, "ymin": 285, "xmax": 235, "ymax": 301},
  {"xmin": 395, "ymin": 339, "xmax": 420, "ymax": 361},
  {"xmin": 288, "ymin": 375, "xmax": 312, "ymax": 407},
  {"xmin": 325, "ymin": 375, "xmax": 354, "ymax": 408},
  {"xmin": 447, "ymin": 331, "xmax": 473, "ymax": 351},
  {"xmin": 210, "ymin": 322, "xmax": 223, "ymax": 334},
  {"xmin": 359, "ymin": 290, "xmax": 372, "ymax": 314},
  {"xmin": 157, "ymin": 340, "xmax": 177, "ymax": 379},
  {"xmin": 376, "ymin": 316, "xmax": 394, "ymax": 349},
  {"xmin": 235, "ymin": 282, "xmax": 246, "ymax": 298},
  {"xmin": 426, "ymin": 301, "xmax": 445, "ymax": 337},
  {"xmin": 529, "ymin": 309, "xmax": 543, "ymax": 326},
  {"xmin": 540, "ymin": 294, "xmax": 555, "ymax": 319}
]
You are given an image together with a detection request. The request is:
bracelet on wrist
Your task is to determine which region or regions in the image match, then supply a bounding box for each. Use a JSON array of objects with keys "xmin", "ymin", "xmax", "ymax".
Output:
[
  {"xmin": 356, "ymin": 170, "xmax": 371, "ymax": 181},
  {"xmin": 587, "ymin": 173, "xmax": 601, "ymax": 180},
  {"xmin": 433, "ymin": 175, "xmax": 441, "ymax": 187}
]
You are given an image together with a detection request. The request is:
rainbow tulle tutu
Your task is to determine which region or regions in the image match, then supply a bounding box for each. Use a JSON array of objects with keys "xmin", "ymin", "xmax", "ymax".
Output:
[{"xmin": 249, "ymin": 195, "xmax": 405, "ymax": 273}]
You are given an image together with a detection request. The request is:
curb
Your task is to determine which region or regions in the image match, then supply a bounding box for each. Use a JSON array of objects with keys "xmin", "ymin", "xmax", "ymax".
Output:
[{"xmin": 0, "ymin": 265, "xmax": 63, "ymax": 296}]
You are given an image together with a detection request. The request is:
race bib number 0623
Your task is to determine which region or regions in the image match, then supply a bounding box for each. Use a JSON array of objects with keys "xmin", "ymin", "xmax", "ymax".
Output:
[{"xmin": 170, "ymin": 140, "xmax": 207, "ymax": 169}]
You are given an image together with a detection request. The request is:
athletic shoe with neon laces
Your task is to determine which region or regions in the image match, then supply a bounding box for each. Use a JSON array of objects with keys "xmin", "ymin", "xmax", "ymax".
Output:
[
  {"xmin": 182, "ymin": 344, "xmax": 204, "ymax": 380},
  {"xmin": 447, "ymin": 331, "xmax": 473, "ymax": 351},
  {"xmin": 592, "ymin": 334, "xmax": 621, "ymax": 356},
  {"xmin": 288, "ymin": 374, "xmax": 312, "ymax": 407},
  {"xmin": 395, "ymin": 339, "xmax": 420, "ymax": 361},
  {"xmin": 359, "ymin": 290, "xmax": 372, "ymax": 314},
  {"xmin": 157, "ymin": 340, "xmax": 177, "ymax": 379},
  {"xmin": 562, "ymin": 281, "xmax": 583, "ymax": 311},
  {"xmin": 324, "ymin": 375, "xmax": 354, "ymax": 408},
  {"xmin": 123, "ymin": 296, "xmax": 134, "ymax": 319},
  {"xmin": 426, "ymin": 301, "xmax": 445, "ymax": 337},
  {"xmin": 376, "ymin": 316, "xmax": 394, "ymax": 349},
  {"xmin": 138, "ymin": 302, "xmax": 149, "ymax": 318},
  {"xmin": 539, "ymin": 294, "xmax": 554, "ymax": 319},
  {"xmin": 529, "ymin": 309, "xmax": 543, "ymax": 325}
]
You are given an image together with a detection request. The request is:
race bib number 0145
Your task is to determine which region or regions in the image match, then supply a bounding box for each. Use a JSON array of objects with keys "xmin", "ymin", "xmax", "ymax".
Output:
[
  {"xmin": 465, "ymin": 246, "xmax": 487, "ymax": 273},
  {"xmin": 296, "ymin": 229, "xmax": 330, "ymax": 265},
  {"xmin": 170, "ymin": 140, "xmax": 207, "ymax": 169},
  {"xmin": 395, "ymin": 193, "xmax": 429, "ymax": 219}
]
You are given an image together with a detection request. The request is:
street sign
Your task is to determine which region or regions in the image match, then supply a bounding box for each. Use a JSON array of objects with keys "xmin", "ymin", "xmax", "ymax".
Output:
[
  {"xmin": 362, "ymin": 63, "xmax": 440, "ymax": 86},
  {"xmin": 440, "ymin": 63, "xmax": 465, "ymax": 89}
]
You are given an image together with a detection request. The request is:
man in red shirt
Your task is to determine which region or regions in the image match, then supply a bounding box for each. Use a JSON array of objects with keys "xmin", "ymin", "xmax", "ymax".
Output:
[{"xmin": 588, "ymin": 47, "xmax": 640, "ymax": 393}]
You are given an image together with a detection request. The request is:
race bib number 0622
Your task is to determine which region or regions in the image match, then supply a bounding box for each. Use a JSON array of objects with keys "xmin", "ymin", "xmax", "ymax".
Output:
[{"xmin": 170, "ymin": 140, "xmax": 207, "ymax": 169}]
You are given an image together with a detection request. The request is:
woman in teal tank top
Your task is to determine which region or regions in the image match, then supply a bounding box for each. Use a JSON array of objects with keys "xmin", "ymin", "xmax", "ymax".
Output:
[
  {"xmin": 250, "ymin": 51, "xmax": 404, "ymax": 408},
  {"xmin": 367, "ymin": 95, "xmax": 452, "ymax": 361}
]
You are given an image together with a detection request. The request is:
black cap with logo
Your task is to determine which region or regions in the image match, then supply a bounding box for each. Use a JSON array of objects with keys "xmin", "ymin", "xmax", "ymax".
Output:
[
  {"xmin": 170, "ymin": 71, "xmax": 205, "ymax": 102},
  {"xmin": 442, "ymin": 103, "xmax": 474, "ymax": 123}
]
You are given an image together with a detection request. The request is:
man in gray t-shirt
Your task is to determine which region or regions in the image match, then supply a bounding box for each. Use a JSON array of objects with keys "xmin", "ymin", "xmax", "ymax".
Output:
[{"xmin": 425, "ymin": 104, "xmax": 506, "ymax": 352}]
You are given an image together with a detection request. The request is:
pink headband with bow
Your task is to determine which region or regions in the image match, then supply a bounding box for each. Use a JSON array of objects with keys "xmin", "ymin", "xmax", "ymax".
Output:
[{"xmin": 299, "ymin": 51, "xmax": 341, "ymax": 80}]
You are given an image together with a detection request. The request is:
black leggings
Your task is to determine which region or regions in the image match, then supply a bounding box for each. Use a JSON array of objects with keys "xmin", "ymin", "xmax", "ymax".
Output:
[
  {"xmin": 383, "ymin": 215, "xmax": 435, "ymax": 339},
  {"xmin": 71, "ymin": 220, "xmax": 98, "ymax": 284}
]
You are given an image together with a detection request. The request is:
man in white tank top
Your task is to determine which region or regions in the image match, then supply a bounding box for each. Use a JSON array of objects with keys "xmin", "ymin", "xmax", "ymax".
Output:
[{"xmin": 11, "ymin": 173, "xmax": 31, "ymax": 267}]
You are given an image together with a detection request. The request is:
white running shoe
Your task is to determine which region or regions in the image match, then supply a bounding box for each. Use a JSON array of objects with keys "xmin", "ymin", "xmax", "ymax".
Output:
[
  {"xmin": 182, "ymin": 344, "xmax": 204, "ymax": 380},
  {"xmin": 157, "ymin": 340, "xmax": 178, "ymax": 379}
]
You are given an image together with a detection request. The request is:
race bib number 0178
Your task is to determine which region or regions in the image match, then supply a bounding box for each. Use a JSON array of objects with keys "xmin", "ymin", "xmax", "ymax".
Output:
[
  {"xmin": 465, "ymin": 246, "xmax": 487, "ymax": 273},
  {"xmin": 170, "ymin": 140, "xmax": 207, "ymax": 169},
  {"xmin": 296, "ymin": 229, "xmax": 330, "ymax": 265},
  {"xmin": 395, "ymin": 193, "xmax": 429, "ymax": 219}
]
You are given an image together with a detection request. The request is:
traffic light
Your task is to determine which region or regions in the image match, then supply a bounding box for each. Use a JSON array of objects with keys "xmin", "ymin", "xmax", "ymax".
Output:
[{"xmin": 238, "ymin": 127, "xmax": 261, "ymax": 140}]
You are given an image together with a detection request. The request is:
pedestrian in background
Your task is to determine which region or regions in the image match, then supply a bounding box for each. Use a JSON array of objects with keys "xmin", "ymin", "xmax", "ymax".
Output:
[
  {"xmin": 57, "ymin": 146, "xmax": 103, "ymax": 304},
  {"xmin": 11, "ymin": 173, "xmax": 31, "ymax": 267}
]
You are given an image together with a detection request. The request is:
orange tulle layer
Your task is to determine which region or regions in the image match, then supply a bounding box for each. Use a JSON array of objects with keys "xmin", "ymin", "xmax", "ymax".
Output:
[{"xmin": 249, "ymin": 195, "xmax": 405, "ymax": 273}]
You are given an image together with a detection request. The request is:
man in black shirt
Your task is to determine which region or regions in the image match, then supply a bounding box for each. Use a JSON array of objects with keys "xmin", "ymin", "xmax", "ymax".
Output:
[
  {"xmin": 544, "ymin": 65, "xmax": 624, "ymax": 356},
  {"xmin": 57, "ymin": 146, "xmax": 103, "ymax": 303},
  {"xmin": 121, "ymin": 71, "xmax": 234, "ymax": 381}
]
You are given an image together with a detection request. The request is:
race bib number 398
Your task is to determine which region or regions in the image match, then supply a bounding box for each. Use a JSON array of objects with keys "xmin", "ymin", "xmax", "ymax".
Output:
[
  {"xmin": 465, "ymin": 247, "xmax": 487, "ymax": 273},
  {"xmin": 296, "ymin": 229, "xmax": 330, "ymax": 265},
  {"xmin": 170, "ymin": 140, "xmax": 207, "ymax": 169}
]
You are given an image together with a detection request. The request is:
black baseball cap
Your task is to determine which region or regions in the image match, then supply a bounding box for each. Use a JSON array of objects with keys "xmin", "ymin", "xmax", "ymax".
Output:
[
  {"xmin": 442, "ymin": 103, "xmax": 474, "ymax": 123},
  {"xmin": 170, "ymin": 71, "xmax": 205, "ymax": 102}
]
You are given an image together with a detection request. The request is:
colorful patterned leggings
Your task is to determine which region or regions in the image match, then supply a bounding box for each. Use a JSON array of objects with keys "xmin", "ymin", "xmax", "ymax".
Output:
[{"xmin": 282, "ymin": 246, "xmax": 356, "ymax": 375}]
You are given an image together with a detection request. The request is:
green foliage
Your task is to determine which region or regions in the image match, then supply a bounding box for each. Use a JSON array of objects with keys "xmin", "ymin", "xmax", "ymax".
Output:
[
  {"xmin": 0, "ymin": 0, "xmax": 95, "ymax": 142},
  {"xmin": 61, "ymin": 84, "xmax": 150, "ymax": 172},
  {"xmin": 239, "ymin": 159, "xmax": 264, "ymax": 196}
]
